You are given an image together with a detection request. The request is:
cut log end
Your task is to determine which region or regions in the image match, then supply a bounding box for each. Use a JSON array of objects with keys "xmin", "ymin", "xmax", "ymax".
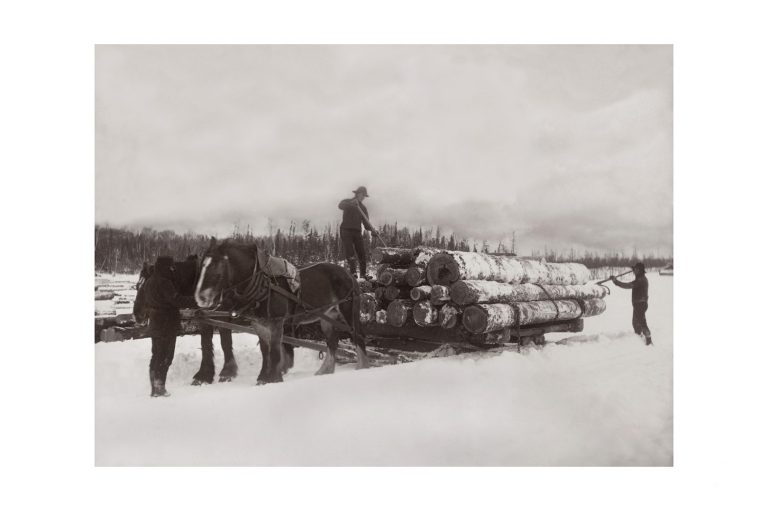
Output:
[
  {"xmin": 426, "ymin": 253, "xmax": 460, "ymax": 286},
  {"xmin": 405, "ymin": 265, "xmax": 426, "ymax": 287},
  {"xmin": 386, "ymin": 299, "xmax": 414, "ymax": 327},
  {"xmin": 413, "ymin": 300, "xmax": 439, "ymax": 327},
  {"xmin": 439, "ymin": 304, "xmax": 460, "ymax": 329}
]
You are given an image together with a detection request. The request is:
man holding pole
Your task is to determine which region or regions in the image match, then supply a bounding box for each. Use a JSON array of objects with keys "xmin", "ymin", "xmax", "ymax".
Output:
[
  {"xmin": 338, "ymin": 186, "xmax": 379, "ymax": 279},
  {"xmin": 610, "ymin": 262, "xmax": 653, "ymax": 346}
]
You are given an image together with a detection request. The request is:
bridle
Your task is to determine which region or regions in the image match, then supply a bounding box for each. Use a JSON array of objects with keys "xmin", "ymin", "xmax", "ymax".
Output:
[{"xmin": 205, "ymin": 248, "xmax": 271, "ymax": 315}]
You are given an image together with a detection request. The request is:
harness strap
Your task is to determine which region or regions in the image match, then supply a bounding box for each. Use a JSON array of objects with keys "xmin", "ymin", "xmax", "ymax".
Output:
[{"xmin": 267, "ymin": 281, "xmax": 355, "ymax": 333}]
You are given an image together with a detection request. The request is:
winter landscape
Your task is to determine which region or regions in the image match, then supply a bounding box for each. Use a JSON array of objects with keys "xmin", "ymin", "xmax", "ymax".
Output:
[
  {"xmin": 95, "ymin": 45, "xmax": 673, "ymax": 467},
  {"xmin": 95, "ymin": 270, "xmax": 672, "ymax": 466}
]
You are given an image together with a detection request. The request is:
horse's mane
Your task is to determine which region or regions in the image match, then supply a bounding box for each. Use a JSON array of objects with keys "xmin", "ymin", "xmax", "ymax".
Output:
[{"xmin": 217, "ymin": 239, "xmax": 266, "ymax": 255}]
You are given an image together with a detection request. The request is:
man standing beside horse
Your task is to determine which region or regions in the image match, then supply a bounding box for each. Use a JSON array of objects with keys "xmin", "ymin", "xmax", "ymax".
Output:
[
  {"xmin": 142, "ymin": 256, "xmax": 197, "ymax": 396},
  {"xmin": 338, "ymin": 186, "xmax": 379, "ymax": 279}
]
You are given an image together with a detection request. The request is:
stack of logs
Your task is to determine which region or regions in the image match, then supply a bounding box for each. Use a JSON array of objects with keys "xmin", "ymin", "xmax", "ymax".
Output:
[{"xmin": 359, "ymin": 247, "xmax": 607, "ymax": 344}]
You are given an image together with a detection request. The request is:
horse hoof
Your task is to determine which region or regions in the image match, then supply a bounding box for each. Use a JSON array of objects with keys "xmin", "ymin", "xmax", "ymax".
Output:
[
  {"xmin": 191, "ymin": 379, "xmax": 202, "ymax": 386},
  {"xmin": 219, "ymin": 376, "xmax": 232, "ymax": 383},
  {"xmin": 256, "ymin": 380, "xmax": 267, "ymax": 386}
]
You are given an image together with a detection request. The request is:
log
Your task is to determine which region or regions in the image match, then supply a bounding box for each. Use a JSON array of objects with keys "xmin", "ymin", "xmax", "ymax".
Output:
[
  {"xmin": 372, "ymin": 247, "xmax": 415, "ymax": 266},
  {"xmin": 372, "ymin": 246, "xmax": 440, "ymax": 266},
  {"xmin": 405, "ymin": 265, "xmax": 427, "ymax": 287},
  {"xmin": 360, "ymin": 292, "xmax": 378, "ymax": 323},
  {"xmin": 95, "ymin": 291, "xmax": 116, "ymax": 301},
  {"xmin": 429, "ymin": 285, "xmax": 451, "ymax": 305},
  {"xmin": 438, "ymin": 304, "xmax": 460, "ymax": 329},
  {"xmin": 378, "ymin": 268, "xmax": 409, "ymax": 286},
  {"xmin": 357, "ymin": 279, "xmax": 375, "ymax": 293},
  {"xmin": 461, "ymin": 298, "xmax": 606, "ymax": 333},
  {"xmin": 410, "ymin": 285, "xmax": 432, "ymax": 301},
  {"xmin": 450, "ymin": 281, "xmax": 607, "ymax": 306},
  {"xmin": 413, "ymin": 300, "xmax": 440, "ymax": 327},
  {"xmin": 375, "ymin": 309, "xmax": 388, "ymax": 324},
  {"xmin": 384, "ymin": 285, "xmax": 411, "ymax": 301},
  {"xmin": 461, "ymin": 303, "xmax": 516, "ymax": 334},
  {"xmin": 426, "ymin": 251, "xmax": 590, "ymax": 286},
  {"xmin": 374, "ymin": 286, "xmax": 387, "ymax": 302},
  {"xmin": 386, "ymin": 299, "xmax": 415, "ymax": 327}
]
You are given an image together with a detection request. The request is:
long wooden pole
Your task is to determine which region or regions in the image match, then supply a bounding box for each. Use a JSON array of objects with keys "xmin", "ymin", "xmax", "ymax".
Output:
[
  {"xmin": 596, "ymin": 269, "xmax": 633, "ymax": 285},
  {"xmin": 355, "ymin": 202, "xmax": 387, "ymax": 246}
]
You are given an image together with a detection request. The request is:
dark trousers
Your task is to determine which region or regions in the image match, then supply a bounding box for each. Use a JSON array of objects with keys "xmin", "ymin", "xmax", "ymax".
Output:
[
  {"xmin": 340, "ymin": 228, "xmax": 366, "ymax": 276},
  {"xmin": 632, "ymin": 302, "xmax": 651, "ymax": 338},
  {"xmin": 150, "ymin": 334, "xmax": 177, "ymax": 381}
]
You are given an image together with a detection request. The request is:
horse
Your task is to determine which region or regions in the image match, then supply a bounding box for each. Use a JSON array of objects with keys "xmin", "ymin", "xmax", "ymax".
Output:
[
  {"xmin": 194, "ymin": 238, "xmax": 369, "ymax": 384},
  {"xmin": 133, "ymin": 255, "xmax": 241, "ymax": 385}
]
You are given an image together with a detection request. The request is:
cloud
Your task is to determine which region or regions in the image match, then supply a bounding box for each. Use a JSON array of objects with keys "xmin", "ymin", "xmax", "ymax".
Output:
[{"xmin": 96, "ymin": 45, "xmax": 672, "ymax": 256}]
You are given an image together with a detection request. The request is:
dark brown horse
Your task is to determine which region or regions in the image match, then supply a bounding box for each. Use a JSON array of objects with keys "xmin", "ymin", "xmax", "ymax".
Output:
[
  {"xmin": 194, "ymin": 238, "xmax": 369, "ymax": 384},
  {"xmin": 134, "ymin": 255, "xmax": 240, "ymax": 384}
]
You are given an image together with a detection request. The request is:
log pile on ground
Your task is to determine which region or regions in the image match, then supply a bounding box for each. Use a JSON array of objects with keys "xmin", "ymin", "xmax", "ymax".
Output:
[{"xmin": 362, "ymin": 247, "xmax": 607, "ymax": 345}]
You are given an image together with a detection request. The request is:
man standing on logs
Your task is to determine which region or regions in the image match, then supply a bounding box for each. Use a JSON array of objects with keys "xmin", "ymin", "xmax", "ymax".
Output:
[
  {"xmin": 611, "ymin": 262, "xmax": 653, "ymax": 346},
  {"xmin": 338, "ymin": 186, "xmax": 379, "ymax": 279},
  {"xmin": 142, "ymin": 256, "xmax": 197, "ymax": 397}
]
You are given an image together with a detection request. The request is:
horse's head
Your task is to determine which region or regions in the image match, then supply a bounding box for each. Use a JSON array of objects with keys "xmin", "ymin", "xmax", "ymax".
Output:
[
  {"xmin": 195, "ymin": 238, "xmax": 258, "ymax": 308},
  {"xmin": 195, "ymin": 238, "xmax": 230, "ymax": 308}
]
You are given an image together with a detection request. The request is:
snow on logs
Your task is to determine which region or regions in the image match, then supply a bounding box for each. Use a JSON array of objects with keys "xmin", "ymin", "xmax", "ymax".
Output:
[
  {"xmin": 413, "ymin": 300, "xmax": 439, "ymax": 327},
  {"xmin": 450, "ymin": 281, "xmax": 607, "ymax": 306},
  {"xmin": 372, "ymin": 246, "xmax": 439, "ymax": 267},
  {"xmin": 438, "ymin": 304, "xmax": 460, "ymax": 329},
  {"xmin": 426, "ymin": 251, "xmax": 590, "ymax": 287},
  {"xmin": 461, "ymin": 298, "xmax": 606, "ymax": 334}
]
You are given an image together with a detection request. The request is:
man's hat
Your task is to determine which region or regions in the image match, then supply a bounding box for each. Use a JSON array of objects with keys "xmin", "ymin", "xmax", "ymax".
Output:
[
  {"xmin": 632, "ymin": 262, "xmax": 645, "ymax": 272},
  {"xmin": 352, "ymin": 186, "xmax": 369, "ymax": 197},
  {"xmin": 155, "ymin": 256, "xmax": 174, "ymax": 270}
]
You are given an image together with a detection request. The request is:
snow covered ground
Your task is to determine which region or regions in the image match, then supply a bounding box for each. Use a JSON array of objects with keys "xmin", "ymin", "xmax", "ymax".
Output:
[{"xmin": 95, "ymin": 273, "xmax": 672, "ymax": 466}]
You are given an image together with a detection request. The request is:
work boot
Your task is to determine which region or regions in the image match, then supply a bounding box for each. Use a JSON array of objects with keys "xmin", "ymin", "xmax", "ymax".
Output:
[
  {"xmin": 149, "ymin": 368, "xmax": 161, "ymax": 397},
  {"xmin": 152, "ymin": 367, "xmax": 171, "ymax": 397}
]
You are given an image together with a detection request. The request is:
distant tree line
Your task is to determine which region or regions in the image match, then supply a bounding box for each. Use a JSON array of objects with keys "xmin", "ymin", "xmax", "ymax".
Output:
[{"xmin": 95, "ymin": 224, "xmax": 671, "ymax": 274}]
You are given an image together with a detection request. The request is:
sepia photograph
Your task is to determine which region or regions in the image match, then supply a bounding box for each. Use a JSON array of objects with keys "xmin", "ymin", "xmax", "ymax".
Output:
[{"xmin": 94, "ymin": 44, "xmax": 673, "ymax": 466}]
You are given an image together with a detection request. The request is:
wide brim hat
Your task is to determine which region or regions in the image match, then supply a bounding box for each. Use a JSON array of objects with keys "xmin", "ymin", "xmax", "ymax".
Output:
[{"xmin": 352, "ymin": 186, "xmax": 369, "ymax": 197}]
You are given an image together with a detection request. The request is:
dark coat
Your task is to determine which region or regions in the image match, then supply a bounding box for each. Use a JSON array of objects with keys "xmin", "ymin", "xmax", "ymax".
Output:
[
  {"xmin": 143, "ymin": 270, "xmax": 196, "ymax": 336},
  {"xmin": 613, "ymin": 273, "xmax": 649, "ymax": 303},
  {"xmin": 338, "ymin": 198, "xmax": 374, "ymax": 232}
]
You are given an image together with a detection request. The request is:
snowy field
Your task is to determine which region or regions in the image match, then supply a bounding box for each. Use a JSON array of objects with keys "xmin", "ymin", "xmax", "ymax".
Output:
[{"xmin": 95, "ymin": 274, "xmax": 672, "ymax": 466}]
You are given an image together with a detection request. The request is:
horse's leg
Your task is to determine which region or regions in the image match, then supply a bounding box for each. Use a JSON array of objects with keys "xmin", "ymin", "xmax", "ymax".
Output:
[
  {"xmin": 266, "ymin": 319, "xmax": 286, "ymax": 383},
  {"xmin": 218, "ymin": 328, "xmax": 238, "ymax": 382},
  {"xmin": 281, "ymin": 343, "xmax": 295, "ymax": 374},
  {"xmin": 256, "ymin": 333, "xmax": 270, "ymax": 385},
  {"xmin": 340, "ymin": 296, "xmax": 369, "ymax": 369},
  {"xmin": 192, "ymin": 323, "xmax": 215, "ymax": 385},
  {"xmin": 315, "ymin": 317, "xmax": 339, "ymax": 376}
]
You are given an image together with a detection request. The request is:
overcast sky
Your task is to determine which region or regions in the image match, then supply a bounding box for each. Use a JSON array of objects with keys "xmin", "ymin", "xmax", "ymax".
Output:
[{"xmin": 96, "ymin": 45, "xmax": 672, "ymax": 256}]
